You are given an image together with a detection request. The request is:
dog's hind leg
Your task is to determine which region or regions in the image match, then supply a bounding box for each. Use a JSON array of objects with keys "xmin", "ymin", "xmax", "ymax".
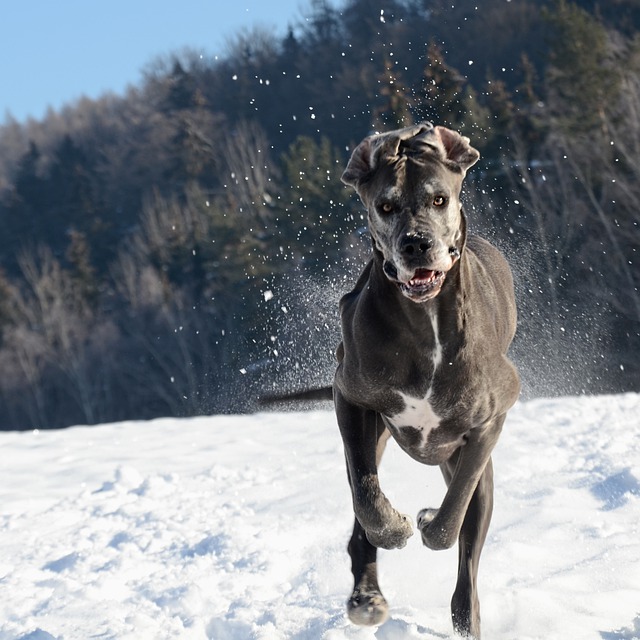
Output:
[{"xmin": 442, "ymin": 453, "xmax": 494, "ymax": 640}]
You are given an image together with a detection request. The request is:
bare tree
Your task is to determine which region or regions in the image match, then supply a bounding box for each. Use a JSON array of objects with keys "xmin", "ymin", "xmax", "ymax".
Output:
[
  {"xmin": 221, "ymin": 120, "xmax": 277, "ymax": 223},
  {"xmin": 5, "ymin": 246, "xmax": 110, "ymax": 426}
]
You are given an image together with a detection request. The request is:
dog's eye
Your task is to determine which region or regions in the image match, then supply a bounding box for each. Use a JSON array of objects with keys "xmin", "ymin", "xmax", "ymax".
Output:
[
  {"xmin": 379, "ymin": 202, "xmax": 394, "ymax": 214},
  {"xmin": 433, "ymin": 196, "xmax": 446, "ymax": 207}
]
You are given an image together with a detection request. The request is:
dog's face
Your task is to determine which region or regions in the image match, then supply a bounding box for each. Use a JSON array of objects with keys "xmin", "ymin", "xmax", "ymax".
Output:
[{"xmin": 343, "ymin": 123, "xmax": 479, "ymax": 302}]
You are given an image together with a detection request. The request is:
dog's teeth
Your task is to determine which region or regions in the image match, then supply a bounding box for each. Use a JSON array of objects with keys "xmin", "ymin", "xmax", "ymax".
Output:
[{"xmin": 407, "ymin": 270, "xmax": 444, "ymax": 288}]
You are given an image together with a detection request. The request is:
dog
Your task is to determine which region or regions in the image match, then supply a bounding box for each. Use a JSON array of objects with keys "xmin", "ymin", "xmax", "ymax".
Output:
[
  {"xmin": 261, "ymin": 122, "xmax": 519, "ymax": 638},
  {"xmin": 330, "ymin": 122, "xmax": 520, "ymax": 639}
]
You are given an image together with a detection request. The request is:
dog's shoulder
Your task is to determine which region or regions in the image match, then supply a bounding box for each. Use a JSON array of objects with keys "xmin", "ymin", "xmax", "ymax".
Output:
[
  {"xmin": 339, "ymin": 259, "xmax": 374, "ymax": 312},
  {"xmin": 466, "ymin": 234, "xmax": 508, "ymax": 267},
  {"xmin": 465, "ymin": 235, "xmax": 514, "ymax": 291},
  {"xmin": 464, "ymin": 234, "xmax": 517, "ymax": 348}
]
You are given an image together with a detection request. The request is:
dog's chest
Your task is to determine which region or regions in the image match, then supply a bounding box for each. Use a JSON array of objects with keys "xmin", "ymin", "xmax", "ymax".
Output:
[
  {"xmin": 382, "ymin": 388, "xmax": 464, "ymax": 465},
  {"xmin": 380, "ymin": 313, "xmax": 472, "ymax": 463},
  {"xmin": 385, "ymin": 389, "xmax": 441, "ymax": 436}
]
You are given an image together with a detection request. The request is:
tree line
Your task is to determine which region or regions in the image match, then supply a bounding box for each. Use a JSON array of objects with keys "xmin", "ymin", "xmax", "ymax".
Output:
[{"xmin": 0, "ymin": 0, "xmax": 638, "ymax": 429}]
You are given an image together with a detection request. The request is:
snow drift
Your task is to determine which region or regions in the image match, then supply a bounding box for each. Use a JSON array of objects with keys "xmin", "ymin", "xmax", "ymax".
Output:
[{"xmin": 1, "ymin": 394, "xmax": 639, "ymax": 639}]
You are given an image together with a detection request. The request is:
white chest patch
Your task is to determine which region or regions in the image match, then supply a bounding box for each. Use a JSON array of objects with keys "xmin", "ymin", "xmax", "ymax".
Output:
[
  {"xmin": 430, "ymin": 311, "xmax": 443, "ymax": 370},
  {"xmin": 385, "ymin": 390, "xmax": 442, "ymax": 444}
]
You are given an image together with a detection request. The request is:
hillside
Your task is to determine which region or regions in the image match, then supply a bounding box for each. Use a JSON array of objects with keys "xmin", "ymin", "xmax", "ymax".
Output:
[{"xmin": 0, "ymin": 0, "xmax": 638, "ymax": 429}]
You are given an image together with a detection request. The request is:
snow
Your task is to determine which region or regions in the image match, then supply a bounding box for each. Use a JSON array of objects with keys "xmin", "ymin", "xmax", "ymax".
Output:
[{"xmin": 1, "ymin": 394, "xmax": 639, "ymax": 640}]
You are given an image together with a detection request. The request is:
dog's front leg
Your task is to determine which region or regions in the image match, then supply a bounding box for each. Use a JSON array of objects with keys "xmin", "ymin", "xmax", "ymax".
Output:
[
  {"xmin": 418, "ymin": 414, "xmax": 506, "ymax": 551},
  {"xmin": 335, "ymin": 389, "xmax": 413, "ymax": 627},
  {"xmin": 335, "ymin": 389, "xmax": 414, "ymax": 550}
]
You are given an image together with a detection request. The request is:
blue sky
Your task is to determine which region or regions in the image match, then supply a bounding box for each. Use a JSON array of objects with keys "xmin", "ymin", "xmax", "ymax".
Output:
[{"xmin": 0, "ymin": 0, "xmax": 327, "ymax": 124}]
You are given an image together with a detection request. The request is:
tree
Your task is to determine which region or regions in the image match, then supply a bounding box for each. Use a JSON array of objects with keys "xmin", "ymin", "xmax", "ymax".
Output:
[
  {"xmin": 0, "ymin": 269, "xmax": 17, "ymax": 343},
  {"xmin": 544, "ymin": 0, "xmax": 622, "ymax": 138},
  {"xmin": 276, "ymin": 135, "xmax": 356, "ymax": 272},
  {"xmin": 419, "ymin": 43, "xmax": 467, "ymax": 126},
  {"xmin": 372, "ymin": 57, "xmax": 415, "ymax": 131},
  {"xmin": 0, "ymin": 245, "xmax": 110, "ymax": 427},
  {"xmin": 66, "ymin": 229, "xmax": 98, "ymax": 308}
]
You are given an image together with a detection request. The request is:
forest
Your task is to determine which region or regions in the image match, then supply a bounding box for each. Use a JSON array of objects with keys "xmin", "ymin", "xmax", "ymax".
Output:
[{"xmin": 0, "ymin": 0, "xmax": 638, "ymax": 429}]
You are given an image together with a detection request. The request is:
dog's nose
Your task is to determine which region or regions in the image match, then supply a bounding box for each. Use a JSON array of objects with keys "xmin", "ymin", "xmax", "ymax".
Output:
[{"xmin": 400, "ymin": 234, "xmax": 432, "ymax": 258}]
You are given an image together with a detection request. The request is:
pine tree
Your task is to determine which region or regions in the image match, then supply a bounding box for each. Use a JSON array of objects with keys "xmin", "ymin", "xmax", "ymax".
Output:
[
  {"xmin": 372, "ymin": 57, "xmax": 414, "ymax": 131},
  {"xmin": 276, "ymin": 135, "xmax": 352, "ymax": 272},
  {"xmin": 0, "ymin": 269, "xmax": 16, "ymax": 342},
  {"xmin": 544, "ymin": 0, "xmax": 621, "ymax": 138},
  {"xmin": 419, "ymin": 43, "xmax": 467, "ymax": 126},
  {"xmin": 65, "ymin": 229, "xmax": 98, "ymax": 310}
]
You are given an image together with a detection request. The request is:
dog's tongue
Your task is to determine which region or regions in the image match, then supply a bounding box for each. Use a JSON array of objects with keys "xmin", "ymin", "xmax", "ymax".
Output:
[{"xmin": 409, "ymin": 269, "xmax": 438, "ymax": 286}]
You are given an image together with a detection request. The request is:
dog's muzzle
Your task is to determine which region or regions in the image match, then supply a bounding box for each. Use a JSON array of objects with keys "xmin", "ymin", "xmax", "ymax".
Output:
[{"xmin": 383, "ymin": 260, "xmax": 448, "ymax": 302}]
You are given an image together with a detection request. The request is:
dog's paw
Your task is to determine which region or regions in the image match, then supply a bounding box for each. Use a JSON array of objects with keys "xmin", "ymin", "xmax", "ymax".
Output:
[
  {"xmin": 347, "ymin": 588, "xmax": 389, "ymax": 626},
  {"xmin": 417, "ymin": 508, "xmax": 456, "ymax": 550},
  {"xmin": 365, "ymin": 511, "xmax": 413, "ymax": 549}
]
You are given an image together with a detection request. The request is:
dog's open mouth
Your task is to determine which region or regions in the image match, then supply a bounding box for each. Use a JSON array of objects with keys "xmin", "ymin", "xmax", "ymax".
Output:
[
  {"xmin": 382, "ymin": 261, "xmax": 447, "ymax": 301},
  {"xmin": 399, "ymin": 268, "xmax": 446, "ymax": 300}
]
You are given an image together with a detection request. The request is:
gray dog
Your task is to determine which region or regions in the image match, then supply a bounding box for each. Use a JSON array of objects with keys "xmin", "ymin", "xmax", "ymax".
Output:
[{"xmin": 332, "ymin": 122, "xmax": 520, "ymax": 639}]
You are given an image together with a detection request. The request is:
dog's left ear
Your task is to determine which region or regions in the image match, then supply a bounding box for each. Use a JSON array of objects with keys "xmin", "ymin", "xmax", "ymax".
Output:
[
  {"xmin": 433, "ymin": 126, "xmax": 480, "ymax": 174},
  {"xmin": 342, "ymin": 123, "xmax": 433, "ymax": 190}
]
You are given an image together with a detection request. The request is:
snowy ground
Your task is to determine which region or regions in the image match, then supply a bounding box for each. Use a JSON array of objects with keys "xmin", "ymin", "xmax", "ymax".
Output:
[{"xmin": 1, "ymin": 394, "xmax": 639, "ymax": 640}]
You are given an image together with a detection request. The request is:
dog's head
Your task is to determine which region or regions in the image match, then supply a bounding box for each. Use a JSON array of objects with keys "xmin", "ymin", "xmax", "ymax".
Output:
[{"xmin": 342, "ymin": 122, "xmax": 479, "ymax": 302}]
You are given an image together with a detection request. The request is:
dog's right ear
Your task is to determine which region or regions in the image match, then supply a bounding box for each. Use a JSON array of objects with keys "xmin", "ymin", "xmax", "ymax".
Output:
[
  {"xmin": 341, "ymin": 135, "xmax": 376, "ymax": 189},
  {"xmin": 342, "ymin": 123, "xmax": 433, "ymax": 190}
]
